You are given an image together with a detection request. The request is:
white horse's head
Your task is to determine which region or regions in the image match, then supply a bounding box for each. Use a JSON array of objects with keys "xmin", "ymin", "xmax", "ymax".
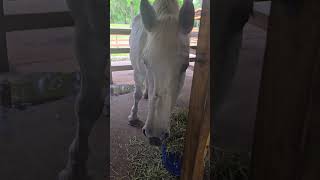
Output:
[{"xmin": 140, "ymin": 0, "xmax": 194, "ymax": 145}]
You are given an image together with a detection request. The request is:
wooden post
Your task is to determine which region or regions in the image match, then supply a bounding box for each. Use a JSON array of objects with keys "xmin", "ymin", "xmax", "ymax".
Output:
[
  {"xmin": 250, "ymin": 0, "xmax": 320, "ymax": 179},
  {"xmin": 0, "ymin": 0, "xmax": 9, "ymax": 73},
  {"xmin": 300, "ymin": 50, "xmax": 320, "ymax": 180},
  {"xmin": 181, "ymin": 0, "xmax": 210, "ymax": 179}
]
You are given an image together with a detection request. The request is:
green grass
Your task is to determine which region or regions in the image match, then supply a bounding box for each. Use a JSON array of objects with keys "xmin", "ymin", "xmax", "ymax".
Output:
[
  {"xmin": 110, "ymin": 24, "xmax": 130, "ymax": 29},
  {"xmin": 111, "ymin": 53, "xmax": 129, "ymax": 61},
  {"xmin": 111, "ymin": 53, "xmax": 129, "ymax": 57}
]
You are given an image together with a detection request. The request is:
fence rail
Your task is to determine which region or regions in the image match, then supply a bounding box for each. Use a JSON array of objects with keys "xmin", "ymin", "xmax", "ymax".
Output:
[
  {"xmin": 4, "ymin": 11, "xmax": 73, "ymax": 32},
  {"xmin": 0, "ymin": 0, "xmax": 201, "ymax": 73},
  {"xmin": 110, "ymin": 28, "xmax": 198, "ymax": 72}
]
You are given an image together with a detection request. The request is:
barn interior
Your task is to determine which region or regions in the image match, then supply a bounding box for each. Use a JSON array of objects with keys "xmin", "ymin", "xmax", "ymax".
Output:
[{"xmin": 0, "ymin": 0, "xmax": 272, "ymax": 179}]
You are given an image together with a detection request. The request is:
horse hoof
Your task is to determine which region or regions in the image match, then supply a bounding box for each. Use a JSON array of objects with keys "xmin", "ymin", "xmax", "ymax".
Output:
[{"xmin": 128, "ymin": 119, "xmax": 144, "ymax": 128}]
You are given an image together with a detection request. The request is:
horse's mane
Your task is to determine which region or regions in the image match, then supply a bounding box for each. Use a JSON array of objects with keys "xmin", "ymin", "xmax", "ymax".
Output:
[
  {"xmin": 153, "ymin": 0, "xmax": 179, "ymax": 18},
  {"xmin": 144, "ymin": 0, "xmax": 186, "ymax": 50},
  {"xmin": 149, "ymin": 0, "xmax": 180, "ymax": 37}
]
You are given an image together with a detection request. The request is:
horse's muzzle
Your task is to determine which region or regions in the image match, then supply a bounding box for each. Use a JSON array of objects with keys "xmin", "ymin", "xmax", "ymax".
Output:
[{"xmin": 147, "ymin": 132, "xmax": 169, "ymax": 146}]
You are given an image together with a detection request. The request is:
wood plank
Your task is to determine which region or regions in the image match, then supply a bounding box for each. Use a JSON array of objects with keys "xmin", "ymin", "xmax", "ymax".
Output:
[
  {"xmin": 0, "ymin": 0, "xmax": 9, "ymax": 73},
  {"xmin": 190, "ymin": 45, "xmax": 197, "ymax": 50},
  {"xmin": 111, "ymin": 65, "xmax": 133, "ymax": 72},
  {"xmin": 110, "ymin": 28, "xmax": 198, "ymax": 35},
  {"xmin": 110, "ymin": 58, "xmax": 195, "ymax": 72},
  {"xmin": 110, "ymin": 47, "xmax": 197, "ymax": 54},
  {"xmin": 110, "ymin": 48, "xmax": 130, "ymax": 54},
  {"xmin": 250, "ymin": 0, "xmax": 320, "ymax": 179},
  {"xmin": 191, "ymin": 87, "xmax": 210, "ymax": 180},
  {"xmin": 110, "ymin": 28, "xmax": 131, "ymax": 35},
  {"xmin": 181, "ymin": 0, "xmax": 210, "ymax": 179},
  {"xmin": 4, "ymin": 12, "xmax": 74, "ymax": 32}
]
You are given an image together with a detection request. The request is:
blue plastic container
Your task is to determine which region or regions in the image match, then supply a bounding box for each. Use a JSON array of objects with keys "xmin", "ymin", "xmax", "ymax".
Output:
[{"xmin": 161, "ymin": 144, "xmax": 182, "ymax": 176}]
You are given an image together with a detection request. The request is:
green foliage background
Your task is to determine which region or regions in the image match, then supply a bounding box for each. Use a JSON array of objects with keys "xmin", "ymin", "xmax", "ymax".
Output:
[{"xmin": 110, "ymin": 0, "xmax": 202, "ymax": 24}]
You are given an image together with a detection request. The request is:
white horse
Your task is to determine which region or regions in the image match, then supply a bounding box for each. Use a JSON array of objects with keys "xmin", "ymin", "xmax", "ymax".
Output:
[{"xmin": 128, "ymin": 0, "xmax": 195, "ymax": 146}]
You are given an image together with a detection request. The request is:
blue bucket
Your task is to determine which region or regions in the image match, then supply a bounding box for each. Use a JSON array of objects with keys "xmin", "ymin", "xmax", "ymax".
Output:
[{"xmin": 161, "ymin": 144, "xmax": 182, "ymax": 176}]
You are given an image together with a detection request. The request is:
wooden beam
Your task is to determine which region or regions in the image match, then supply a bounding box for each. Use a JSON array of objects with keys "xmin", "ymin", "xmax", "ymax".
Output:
[
  {"xmin": 190, "ymin": 45, "xmax": 197, "ymax": 50},
  {"xmin": 110, "ymin": 48, "xmax": 130, "ymax": 54},
  {"xmin": 0, "ymin": 0, "xmax": 9, "ymax": 73},
  {"xmin": 191, "ymin": 87, "xmax": 210, "ymax": 180},
  {"xmin": 110, "ymin": 47, "xmax": 197, "ymax": 54},
  {"xmin": 250, "ymin": 0, "xmax": 320, "ymax": 179},
  {"xmin": 181, "ymin": 0, "xmax": 210, "ymax": 179},
  {"xmin": 4, "ymin": 12, "xmax": 74, "ymax": 32},
  {"xmin": 111, "ymin": 65, "xmax": 133, "ymax": 72},
  {"xmin": 110, "ymin": 28, "xmax": 198, "ymax": 36},
  {"xmin": 110, "ymin": 28, "xmax": 131, "ymax": 35}
]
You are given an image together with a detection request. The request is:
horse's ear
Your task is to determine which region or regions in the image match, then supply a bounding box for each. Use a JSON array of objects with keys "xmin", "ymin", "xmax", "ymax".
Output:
[
  {"xmin": 178, "ymin": 1, "xmax": 195, "ymax": 34},
  {"xmin": 140, "ymin": 0, "xmax": 157, "ymax": 32}
]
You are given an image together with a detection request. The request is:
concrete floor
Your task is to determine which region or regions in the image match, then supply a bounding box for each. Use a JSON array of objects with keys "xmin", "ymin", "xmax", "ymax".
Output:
[
  {"xmin": 0, "ymin": 96, "xmax": 108, "ymax": 180},
  {"xmin": 213, "ymin": 24, "xmax": 266, "ymax": 152},
  {"xmin": 0, "ymin": 68, "xmax": 193, "ymax": 180},
  {"xmin": 0, "ymin": 22, "xmax": 266, "ymax": 179},
  {"xmin": 0, "ymin": 0, "xmax": 270, "ymax": 179}
]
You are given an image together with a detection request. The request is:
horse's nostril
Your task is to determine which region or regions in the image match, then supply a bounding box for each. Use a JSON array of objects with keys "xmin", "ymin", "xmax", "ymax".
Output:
[
  {"xmin": 142, "ymin": 129, "xmax": 147, "ymax": 137},
  {"xmin": 149, "ymin": 137, "xmax": 162, "ymax": 146}
]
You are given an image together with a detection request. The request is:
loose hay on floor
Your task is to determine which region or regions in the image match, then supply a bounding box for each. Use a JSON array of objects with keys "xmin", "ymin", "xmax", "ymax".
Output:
[
  {"xmin": 125, "ymin": 136, "xmax": 177, "ymax": 180},
  {"xmin": 125, "ymin": 107, "xmax": 250, "ymax": 180},
  {"xmin": 211, "ymin": 147, "xmax": 250, "ymax": 180},
  {"xmin": 125, "ymin": 108, "xmax": 188, "ymax": 180}
]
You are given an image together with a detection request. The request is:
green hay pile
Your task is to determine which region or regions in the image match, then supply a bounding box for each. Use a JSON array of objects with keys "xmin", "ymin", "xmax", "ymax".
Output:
[
  {"xmin": 211, "ymin": 147, "xmax": 250, "ymax": 180},
  {"xmin": 125, "ymin": 136, "xmax": 176, "ymax": 180},
  {"xmin": 125, "ymin": 107, "xmax": 250, "ymax": 180},
  {"xmin": 164, "ymin": 108, "xmax": 188, "ymax": 154},
  {"xmin": 125, "ymin": 107, "xmax": 188, "ymax": 180},
  {"xmin": 9, "ymin": 72, "xmax": 78, "ymax": 105}
]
